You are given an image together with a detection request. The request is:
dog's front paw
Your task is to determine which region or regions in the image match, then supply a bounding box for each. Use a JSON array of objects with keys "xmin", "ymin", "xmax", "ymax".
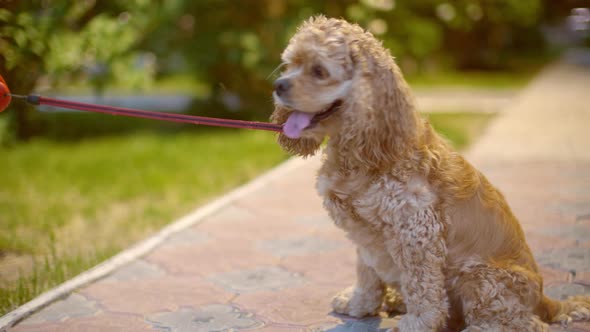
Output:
[
  {"xmin": 397, "ymin": 313, "xmax": 443, "ymax": 332},
  {"xmin": 331, "ymin": 286, "xmax": 381, "ymax": 318}
]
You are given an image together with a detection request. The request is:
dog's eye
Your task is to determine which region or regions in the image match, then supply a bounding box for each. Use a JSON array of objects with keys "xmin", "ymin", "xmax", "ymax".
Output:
[{"xmin": 311, "ymin": 64, "xmax": 328, "ymax": 79}]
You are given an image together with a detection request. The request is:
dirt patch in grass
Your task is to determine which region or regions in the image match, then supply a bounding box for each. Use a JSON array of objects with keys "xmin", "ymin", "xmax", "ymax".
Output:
[{"xmin": 0, "ymin": 251, "xmax": 34, "ymax": 283}]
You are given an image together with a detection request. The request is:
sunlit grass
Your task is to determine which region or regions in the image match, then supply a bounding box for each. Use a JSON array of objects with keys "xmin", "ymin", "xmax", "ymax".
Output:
[
  {"xmin": 407, "ymin": 53, "xmax": 553, "ymax": 89},
  {"xmin": 0, "ymin": 111, "xmax": 494, "ymax": 315},
  {"xmin": 46, "ymin": 74, "xmax": 212, "ymax": 98},
  {"xmin": 426, "ymin": 111, "xmax": 496, "ymax": 150},
  {"xmin": 407, "ymin": 69, "xmax": 539, "ymax": 89},
  {"xmin": 52, "ymin": 58, "xmax": 549, "ymax": 98}
]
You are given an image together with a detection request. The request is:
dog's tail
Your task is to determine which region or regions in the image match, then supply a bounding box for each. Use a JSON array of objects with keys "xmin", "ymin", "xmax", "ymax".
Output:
[{"xmin": 539, "ymin": 294, "xmax": 590, "ymax": 326}]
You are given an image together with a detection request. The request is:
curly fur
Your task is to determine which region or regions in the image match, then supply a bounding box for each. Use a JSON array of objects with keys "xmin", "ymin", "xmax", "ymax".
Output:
[{"xmin": 270, "ymin": 16, "xmax": 590, "ymax": 331}]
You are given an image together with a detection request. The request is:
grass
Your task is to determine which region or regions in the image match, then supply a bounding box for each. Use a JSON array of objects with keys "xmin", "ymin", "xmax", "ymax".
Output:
[
  {"xmin": 52, "ymin": 56, "xmax": 551, "ymax": 98},
  {"xmin": 408, "ymin": 71, "xmax": 526, "ymax": 89},
  {"xmin": 407, "ymin": 68, "xmax": 541, "ymax": 89},
  {"xmin": 406, "ymin": 53, "xmax": 555, "ymax": 89},
  {"xmin": 47, "ymin": 74, "xmax": 211, "ymax": 98},
  {"xmin": 0, "ymin": 110, "xmax": 494, "ymax": 315},
  {"xmin": 426, "ymin": 112, "xmax": 496, "ymax": 150}
]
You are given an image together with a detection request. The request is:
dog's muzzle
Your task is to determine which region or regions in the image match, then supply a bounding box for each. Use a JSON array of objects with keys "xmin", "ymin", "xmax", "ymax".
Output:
[{"xmin": 274, "ymin": 78, "xmax": 291, "ymax": 98}]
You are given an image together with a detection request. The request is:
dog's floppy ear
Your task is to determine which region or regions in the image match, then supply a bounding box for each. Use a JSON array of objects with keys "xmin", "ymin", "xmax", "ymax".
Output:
[
  {"xmin": 270, "ymin": 105, "xmax": 322, "ymax": 157},
  {"xmin": 339, "ymin": 42, "xmax": 420, "ymax": 169}
]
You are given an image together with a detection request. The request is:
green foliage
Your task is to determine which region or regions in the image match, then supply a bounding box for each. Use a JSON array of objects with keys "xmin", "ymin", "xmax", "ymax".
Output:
[
  {"xmin": 153, "ymin": 0, "xmax": 547, "ymax": 119},
  {"xmin": 0, "ymin": 0, "xmax": 553, "ymax": 137},
  {"xmin": 426, "ymin": 111, "xmax": 496, "ymax": 150},
  {"xmin": 0, "ymin": 1, "xmax": 181, "ymax": 88},
  {"xmin": 0, "ymin": 1, "xmax": 182, "ymax": 140}
]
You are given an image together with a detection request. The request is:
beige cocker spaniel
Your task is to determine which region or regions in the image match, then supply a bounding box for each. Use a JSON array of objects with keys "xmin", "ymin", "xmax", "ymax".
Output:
[{"xmin": 271, "ymin": 16, "xmax": 590, "ymax": 331}]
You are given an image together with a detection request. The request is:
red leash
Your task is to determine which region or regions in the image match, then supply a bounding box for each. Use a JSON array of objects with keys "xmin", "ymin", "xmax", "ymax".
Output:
[
  {"xmin": 26, "ymin": 95, "xmax": 282, "ymax": 132},
  {"xmin": 0, "ymin": 77, "xmax": 283, "ymax": 133}
]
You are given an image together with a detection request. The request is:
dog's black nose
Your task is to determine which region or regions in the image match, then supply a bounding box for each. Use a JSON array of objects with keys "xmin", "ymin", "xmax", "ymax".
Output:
[{"xmin": 274, "ymin": 78, "xmax": 291, "ymax": 97}]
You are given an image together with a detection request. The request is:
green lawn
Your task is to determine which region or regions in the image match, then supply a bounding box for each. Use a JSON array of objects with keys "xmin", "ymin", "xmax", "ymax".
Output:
[
  {"xmin": 406, "ymin": 53, "xmax": 553, "ymax": 89},
  {"xmin": 407, "ymin": 69, "xmax": 540, "ymax": 89},
  {"xmin": 56, "ymin": 74, "xmax": 212, "ymax": 98},
  {"xmin": 426, "ymin": 112, "xmax": 496, "ymax": 150},
  {"xmin": 52, "ymin": 58, "xmax": 548, "ymax": 98},
  {"xmin": 0, "ymin": 111, "xmax": 494, "ymax": 315}
]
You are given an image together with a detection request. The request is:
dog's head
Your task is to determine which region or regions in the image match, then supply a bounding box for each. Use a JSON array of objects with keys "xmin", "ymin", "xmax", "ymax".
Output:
[{"xmin": 271, "ymin": 16, "xmax": 419, "ymax": 164}]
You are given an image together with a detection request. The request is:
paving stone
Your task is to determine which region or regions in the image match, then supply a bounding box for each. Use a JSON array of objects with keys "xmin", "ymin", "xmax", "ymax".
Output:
[
  {"xmin": 280, "ymin": 248, "xmax": 356, "ymax": 286},
  {"xmin": 527, "ymin": 235, "xmax": 578, "ymax": 255},
  {"xmin": 293, "ymin": 215, "xmax": 334, "ymax": 228},
  {"xmin": 310, "ymin": 317, "xmax": 396, "ymax": 332},
  {"xmin": 257, "ymin": 236, "xmax": 343, "ymax": 257},
  {"xmin": 534, "ymin": 223, "xmax": 590, "ymax": 244},
  {"xmin": 235, "ymin": 285, "xmax": 339, "ymax": 326},
  {"xmin": 195, "ymin": 204, "xmax": 313, "ymax": 243},
  {"xmin": 20, "ymin": 293, "xmax": 99, "ymax": 325},
  {"xmin": 11, "ymin": 313, "xmax": 153, "ymax": 332},
  {"xmin": 210, "ymin": 266, "xmax": 305, "ymax": 293},
  {"xmin": 545, "ymin": 283, "xmax": 590, "ymax": 301},
  {"xmin": 535, "ymin": 247, "xmax": 590, "ymax": 272},
  {"xmin": 146, "ymin": 304, "xmax": 262, "ymax": 332},
  {"xmin": 550, "ymin": 322, "xmax": 590, "ymax": 332},
  {"xmin": 235, "ymin": 180, "xmax": 325, "ymax": 219},
  {"xmin": 254, "ymin": 325, "xmax": 308, "ymax": 331},
  {"xmin": 160, "ymin": 229, "xmax": 209, "ymax": 248},
  {"xmin": 82, "ymin": 276, "xmax": 233, "ymax": 314},
  {"xmin": 552, "ymin": 202, "xmax": 590, "ymax": 218},
  {"xmin": 540, "ymin": 265, "xmax": 572, "ymax": 286},
  {"xmin": 103, "ymin": 259, "xmax": 165, "ymax": 282},
  {"xmin": 146, "ymin": 240, "xmax": 279, "ymax": 277},
  {"xmin": 206, "ymin": 204, "xmax": 259, "ymax": 223}
]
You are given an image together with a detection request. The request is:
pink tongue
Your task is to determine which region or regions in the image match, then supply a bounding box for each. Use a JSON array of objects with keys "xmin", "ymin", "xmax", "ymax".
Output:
[{"xmin": 283, "ymin": 111, "xmax": 314, "ymax": 139}]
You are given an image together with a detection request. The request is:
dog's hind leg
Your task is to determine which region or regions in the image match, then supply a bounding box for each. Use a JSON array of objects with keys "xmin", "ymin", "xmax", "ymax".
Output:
[
  {"xmin": 457, "ymin": 264, "xmax": 549, "ymax": 332},
  {"xmin": 461, "ymin": 311, "xmax": 549, "ymax": 332}
]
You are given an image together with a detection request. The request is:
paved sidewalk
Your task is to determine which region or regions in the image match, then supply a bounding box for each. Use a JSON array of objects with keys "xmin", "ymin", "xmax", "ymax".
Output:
[
  {"xmin": 415, "ymin": 87, "xmax": 516, "ymax": 113},
  {"xmin": 4, "ymin": 54, "xmax": 590, "ymax": 331}
]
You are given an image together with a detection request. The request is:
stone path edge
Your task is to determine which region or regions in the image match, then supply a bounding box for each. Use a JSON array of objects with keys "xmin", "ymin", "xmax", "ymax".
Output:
[{"xmin": 0, "ymin": 155, "xmax": 309, "ymax": 330}]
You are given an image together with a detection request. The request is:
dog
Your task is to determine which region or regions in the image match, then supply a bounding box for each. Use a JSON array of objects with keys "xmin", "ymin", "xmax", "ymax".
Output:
[{"xmin": 270, "ymin": 16, "xmax": 590, "ymax": 331}]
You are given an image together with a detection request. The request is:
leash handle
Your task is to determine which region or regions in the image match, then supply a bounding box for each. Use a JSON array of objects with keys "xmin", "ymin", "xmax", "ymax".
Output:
[{"xmin": 14, "ymin": 94, "xmax": 284, "ymax": 133}]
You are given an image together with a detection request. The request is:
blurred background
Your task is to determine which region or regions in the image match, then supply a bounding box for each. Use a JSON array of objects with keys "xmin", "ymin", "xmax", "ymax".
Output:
[{"xmin": 1, "ymin": 0, "xmax": 589, "ymax": 315}]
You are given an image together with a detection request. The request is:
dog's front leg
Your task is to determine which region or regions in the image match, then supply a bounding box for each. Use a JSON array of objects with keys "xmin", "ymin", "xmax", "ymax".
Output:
[
  {"xmin": 386, "ymin": 207, "xmax": 448, "ymax": 332},
  {"xmin": 331, "ymin": 247, "xmax": 385, "ymax": 317}
]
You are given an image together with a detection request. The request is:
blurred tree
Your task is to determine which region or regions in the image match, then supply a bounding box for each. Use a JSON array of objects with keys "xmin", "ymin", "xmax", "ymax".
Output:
[
  {"xmin": 347, "ymin": 0, "xmax": 544, "ymax": 71},
  {"xmin": 543, "ymin": 0, "xmax": 589, "ymax": 23},
  {"xmin": 163, "ymin": 0, "xmax": 547, "ymax": 120},
  {"xmin": 0, "ymin": 0, "xmax": 182, "ymax": 141},
  {"xmin": 440, "ymin": 0, "xmax": 544, "ymax": 70},
  {"xmin": 1, "ymin": 0, "xmax": 554, "ymax": 141},
  {"xmin": 157, "ymin": 0, "xmax": 355, "ymax": 120}
]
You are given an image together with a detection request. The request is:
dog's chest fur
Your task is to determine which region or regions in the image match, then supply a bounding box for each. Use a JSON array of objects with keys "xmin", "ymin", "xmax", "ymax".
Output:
[{"xmin": 316, "ymin": 160, "xmax": 438, "ymax": 284}]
